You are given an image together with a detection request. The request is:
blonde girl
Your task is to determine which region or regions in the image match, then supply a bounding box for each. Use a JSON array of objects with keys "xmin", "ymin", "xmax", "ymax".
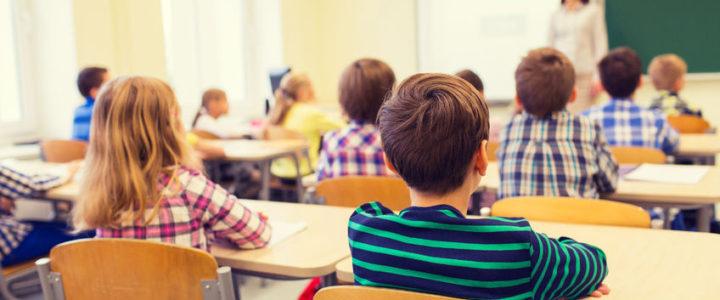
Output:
[
  {"xmin": 75, "ymin": 76, "xmax": 271, "ymax": 250},
  {"xmin": 268, "ymin": 73, "xmax": 343, "ymax": 179}
]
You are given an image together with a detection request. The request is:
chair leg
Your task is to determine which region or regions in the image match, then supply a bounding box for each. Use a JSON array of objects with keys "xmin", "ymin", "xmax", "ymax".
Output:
[{"xmin": 217, "ymin": 266, "xmax": 237, "ymax": 300}]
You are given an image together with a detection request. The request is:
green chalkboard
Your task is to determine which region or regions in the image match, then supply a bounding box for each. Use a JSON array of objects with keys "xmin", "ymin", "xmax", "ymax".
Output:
[{"xmin": 606, "ymin": 0, "xmax": 720, "ymax": 73}]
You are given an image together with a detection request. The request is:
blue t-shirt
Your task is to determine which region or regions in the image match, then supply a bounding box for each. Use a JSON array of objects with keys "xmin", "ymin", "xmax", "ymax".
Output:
[{"xmin": 72, "ymin": 96, "xmax": 95, "ymax": 141}]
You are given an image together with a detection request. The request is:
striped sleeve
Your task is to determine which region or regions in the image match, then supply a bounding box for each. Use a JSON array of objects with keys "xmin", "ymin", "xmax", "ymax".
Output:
[
  {"xmin": 529, "ymin": 232, "xmax": 607, "ymax": 300},
  {"xmin": 592, "ymin": 123, "xmax": 618, "ymax": 194},
  {"xmin": 0, "ymin": 165, "xmax": 64, "ymax": 199},
  {"xmin": 353, "ymin": 202, "xmax": 395, "ymax": 218}
]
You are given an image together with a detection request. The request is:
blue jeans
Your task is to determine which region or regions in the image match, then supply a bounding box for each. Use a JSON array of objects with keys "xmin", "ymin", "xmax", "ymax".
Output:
[{"xmin": 2, "ymin": 221, "xmax": 93, "ymax": 267}]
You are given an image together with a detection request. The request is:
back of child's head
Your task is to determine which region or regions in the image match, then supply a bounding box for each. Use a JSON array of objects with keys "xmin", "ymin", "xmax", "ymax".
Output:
[
  {"xmin": 269, "ymin": 72, "xmax": 312, "ymax": 125},
  {"xmin": 599, "ymin": 47, "xmax": 642, "ymax": 99},
  {"xmin": 648, "ymin": 54, "xmax": 687, "ymax": 92},
  {"xmin": 515, "ymin": 48, "xmax": 575, "ymax": 117},
  {"xmin": 76, "ymin": 76, "xmax": 197, "ymax": 230},
  {"xmin": 77, "ymin": 66, "xmax": 108, "ymax": 98},
  {"xmin": 339, "ymin": 58, "xmax": 396, "ymax": 123},
  {"xmin": 378, "ymin": 73, "xmax": 489, "ymax": 195},
  {"xmin": 455, "ymin": 69, "xmax": 484, "ymax": 93},
  {"xmin": 192, "ymin": 88, "xmax": 228, "ymax": 127}
]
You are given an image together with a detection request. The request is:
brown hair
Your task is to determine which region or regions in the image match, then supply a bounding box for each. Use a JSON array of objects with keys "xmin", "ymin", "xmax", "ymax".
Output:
[
  {"xmin": 515, "ymin": 48, "xmax": 575, "ymax": 117},
  {"xmin": 339, "ymin": 58, "xmax": 396, "ymax": 123},
  {"xmin": 268, "ymin": 73, "xmax": 312, "ymax": 125},
  {"xmin": 378, "ymin": 73, "xmax": 489, "ymax": 195},
  {"xmin": 77, "ymin": 67, "xmax": 108, "ymax": 98},
  {"xmin": 599, "ymin": 47, "xmax": 642, "ymax": 99},
  {"xmin": 192, "ymin": 88, "xmax": 227, "ymax": 127},
  {"xmin": 455, "ymin": 69, "xmax": 484, "ymax": 93},
  {"xmin": 648, "ymin": 54, "xmax": 687, "ymax": 91},
  {"xmin": 561, "ymin": 0, "xmax": 589, "ymax": 4}
]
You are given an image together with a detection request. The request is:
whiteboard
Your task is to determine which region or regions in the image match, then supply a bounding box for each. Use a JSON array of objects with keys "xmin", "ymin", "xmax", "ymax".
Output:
[{"xmin": 417, "ymin": 0, "xmax": 558, "ymax": 102}]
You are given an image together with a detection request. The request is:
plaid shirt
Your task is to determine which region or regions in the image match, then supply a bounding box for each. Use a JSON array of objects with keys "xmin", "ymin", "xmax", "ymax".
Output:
[
  {"xmin": 498, "ymin": 110, "xmax": 618, "ymax": 199},
  {"xmin": 649, "ymin": 90, "xmax": 702, "ymax": 117},
  {"xmin": 584, "ymin": 98, "xmax": 680, "ymax": 155},
  {"xmin": 96, "ymin": 166, "xmax": 271, "ymax": 251},
  {"xmin": 0, "ymin": 164, "xmax": 65, "ymax": 260},
  {"xmin": 316, "ymin": 120, "xmax": 389, "ymax": 181}
]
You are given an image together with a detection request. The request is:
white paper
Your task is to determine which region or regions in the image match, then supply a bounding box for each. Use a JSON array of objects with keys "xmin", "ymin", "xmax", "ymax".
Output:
[
  {"xmin": 267, "ymin": 220, "xmax": 307, "ymax": 246},
  {"xmin": 0, "ymin": 159, "xmax": 70, "ymax": 177},
  {"xmin": 623, "ymin": 164, "xmax": 710, "ymax": 185}
]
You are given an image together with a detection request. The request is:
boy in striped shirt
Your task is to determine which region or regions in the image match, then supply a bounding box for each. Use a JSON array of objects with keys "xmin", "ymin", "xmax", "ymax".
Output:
[{"xmin": 349, "ymin": 73, "xmax": 610, "ymax": 299}]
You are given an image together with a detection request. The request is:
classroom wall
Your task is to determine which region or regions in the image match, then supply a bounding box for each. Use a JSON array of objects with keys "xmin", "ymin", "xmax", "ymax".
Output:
[{"xmin": 280, "ymin": 0, "xmax": 418, "ymax": 105}]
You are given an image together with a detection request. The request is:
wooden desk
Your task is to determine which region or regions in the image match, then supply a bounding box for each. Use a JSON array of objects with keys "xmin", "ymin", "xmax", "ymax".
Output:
[
  {"xmin": 336, "ymin": 221, "xmax": 720, "ymax": 299},
  {"xmin": 210, "ymin": 139, "xmax": 310, "ymax": 200},
  {"xmin": 212, "ymin": 200, "xmax": 353, "ymax": 279},
  {"xmin": 678, "ymin": 134, "xmax": 720, "ymax": 158},
  {"xmin": 480, "ymin": 162, "xmax": 720, "ymax": 231}
]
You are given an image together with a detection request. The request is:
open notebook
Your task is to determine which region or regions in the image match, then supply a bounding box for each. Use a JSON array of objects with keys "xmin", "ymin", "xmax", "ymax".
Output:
[
  {"xmin": 623, "ymin": 164, "xmax": 710, "ymax": 185},
  {"xmin": 267, "ymin": 220, "xmax": 307, "ymax": 247}
]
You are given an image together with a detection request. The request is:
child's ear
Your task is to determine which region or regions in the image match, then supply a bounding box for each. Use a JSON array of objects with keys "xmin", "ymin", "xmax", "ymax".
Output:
[
  {"xmin": 568, "ymin": 87, "xmax": 578, "ymax": 104},
  {"xmin": 383, "ymin": 152, "xmax": 398, "ymax": 175},
  {"xmin": 514, "ymin": 95, "xmax": 524, "ymax": 111},
  {"xmin": 637, "ymin": 75, "xmax": 643, "ymax": 89},
  {"xmin": 475, "ymin": 140, "xmax": 489, "ymax": 176}
]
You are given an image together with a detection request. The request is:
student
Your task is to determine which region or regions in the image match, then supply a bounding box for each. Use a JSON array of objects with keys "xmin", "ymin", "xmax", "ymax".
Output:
[
  {"xmin": 0, "ymin": 162, "xmax": 89, "ymax": 267},
  {"xmin": 584, "ymin": 47, "xmax": 680, "ymax": 155},
  {"xmin": 72, "ymin": 67, "xmax": 109, "ymax": 141},
  {"xmin": 349, "ymin": 73, "xmax": 609, "ymax": 299},
  {"xmin": 455, "ymin": 69, "xmax": 484, "ymax": 96},
  {"xmin": 268, "ymin": 73, "xmax": 343, "ymax": 179},
  {"xmin": 74, "ymin": 76, "xmax": 271, "ymax": 250},
  {"xmin": 191, "ymin": 88, "xmax": 249, "ymax": 138},
  {"xmin": 316, "ymin": 58, "xmax": 394, "ymax": 181},
  {"xmin": 498, "ymin": 48, "xmax": 617, "ymax": 199},
  {"xmin": 648, "ymin": 54, "xmax": 702, "ymax": 117}
]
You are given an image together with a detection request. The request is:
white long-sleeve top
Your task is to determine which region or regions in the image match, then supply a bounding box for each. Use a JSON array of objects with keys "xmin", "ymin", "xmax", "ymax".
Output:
[{"xmin": 549, "ymin": 3, "xmax": 608, "ymax": 76}]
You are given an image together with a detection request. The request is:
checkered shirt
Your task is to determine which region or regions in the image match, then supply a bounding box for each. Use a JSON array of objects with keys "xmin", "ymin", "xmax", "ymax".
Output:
[
  {"xmin": 96, "ymin": 166, "xmax": 271, "ymax": 251},
  {"xmin": 316, "ymin": 120, "xmax": 389, "ymax": 181},
  {"xmin": 498, "ymin": 110, "xmax": 618, "ymax": 199},
  {"xmin": 584, "ymin": 98, "xmax": 680, "ymax": 155},
  {"xmin": 649, "ymin": 90, "xmax": 702, "ymax": 117}
]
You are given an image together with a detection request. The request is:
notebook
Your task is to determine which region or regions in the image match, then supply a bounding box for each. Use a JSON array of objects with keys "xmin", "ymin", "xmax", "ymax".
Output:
[{"xmin": 623, "ymin": 164, "xmax": 710, "ymax": 185}]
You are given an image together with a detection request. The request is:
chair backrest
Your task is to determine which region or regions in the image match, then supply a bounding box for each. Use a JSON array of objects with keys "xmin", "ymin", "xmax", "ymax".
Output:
[
  {"xmin": 667, "ymin": 115, "xmax": 710, "ymax": 134},
  {"xmin": 315, "ymin": 176, "xmax": 410, "ymax": 211},
  {"xmin": 610, "ymin": 146, "xmax": 667, "ymax": 165},
  {"xmin": 45, "ymin": 239, "xmax": 221, "ymax": 300},
  {"xmin": 41, "ymin": 140, "xmax": 87, "ymax": 163},
  {"xmin": 491, "ymin": 196, "xmax": 651, "ymax": 228},
  {"xmin": 262, "ymin": 125, "xmax": 305, "ymax": 141},
  {"xmin": 191, "ymin": 130, "xmax": 221, "ymax": 140},
  {"xmin": 314, "ymin": 286, "xmax": 460, "ymax": 300},
  {"xmin": 487, "ymin": 141, "xmax": 499, "ymax": 162}
]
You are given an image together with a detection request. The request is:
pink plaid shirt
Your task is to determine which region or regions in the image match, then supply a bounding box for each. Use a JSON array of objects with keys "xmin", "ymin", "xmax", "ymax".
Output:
[
  {"xmin": 316, "ymin": 120, "xmax": 390, "ymax": 181},
  {"xmin": 96, "ymin": 166, "xmax": 271, "ymax": 251}
]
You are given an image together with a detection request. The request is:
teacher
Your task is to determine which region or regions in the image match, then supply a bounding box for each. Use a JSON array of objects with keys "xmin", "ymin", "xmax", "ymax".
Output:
[{"xmin": 549, "ymin": 0, "xmax": 608, "ymax": 113}]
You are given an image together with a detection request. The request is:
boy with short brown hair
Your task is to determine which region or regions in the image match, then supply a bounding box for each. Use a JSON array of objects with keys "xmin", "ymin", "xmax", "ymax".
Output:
[
  {"xmin": 498, "ymin": 48, "xmax": 618, "ymax": 199},
  {"xmin": 349, "ymin": 72, "xmax": 609, "ymax": 299},
  {"xmin": 648, "ymin": 54, "xmax": 702, "ymax": 117}
]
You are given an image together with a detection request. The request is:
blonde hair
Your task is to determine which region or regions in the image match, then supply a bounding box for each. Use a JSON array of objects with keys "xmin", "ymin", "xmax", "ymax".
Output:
[
  {"xmin": 648, "ymin": 54, "xmax": 687, "ymax": 91},
  {"xmin": 192, "ymin": 88, "xmax": 227, "ymax": 127},
  {"xmin": 268, "ymin": 72, "xmax": 312, "ymax": 125},
  {"xmin": 74, "ymin": 76, "xmax": 200, "ymax": 230}
]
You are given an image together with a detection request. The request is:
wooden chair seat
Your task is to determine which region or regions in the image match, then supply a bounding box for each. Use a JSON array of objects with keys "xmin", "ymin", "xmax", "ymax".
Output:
[
  {"xmin": 667, "ymin": 115, "xmax": 710, "ymax": 134},
  {"xmin": 41, "ymin": 140, "xmax": 88, "ymax": 163},
  {"xmin": 315, "ymin": 176, "xmax": 411, "ymax": 211},
  {"xmin": 491, "ymin": 196, "xmax": 651, "ymax": 228},
  {"xmin": 610, "ymin": 146, "xmax": 667, "ymax": 164},
  {"xmin": 315, "ymin": 286, "xmax": 461, "ymax": 300}
]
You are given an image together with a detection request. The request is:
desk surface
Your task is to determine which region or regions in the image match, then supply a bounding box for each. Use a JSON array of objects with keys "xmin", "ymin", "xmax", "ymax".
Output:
[
  {"xmin": 211, "ymin": 139, "xmax": 308, "ymax": 162},
  {"xmin": 678, "ymin": 133, "xmax": 720, "ymax": 156},
  {"xmin": 212, "ymin": 200, "xmax": 353, "ymax": 278},
  {"xmin": 336, "ymin": 221, "xmax": 720, "ymax": 299},
  {"xmin": 481, "ymin": 162, "xmax": 720, "ymax": 205}
]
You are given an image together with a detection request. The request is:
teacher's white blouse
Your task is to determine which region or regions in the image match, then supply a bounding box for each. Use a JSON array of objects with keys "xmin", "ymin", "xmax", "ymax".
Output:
[{"xmin": 549, "ymin": 4, "xmax": 608, "ymax": 75}]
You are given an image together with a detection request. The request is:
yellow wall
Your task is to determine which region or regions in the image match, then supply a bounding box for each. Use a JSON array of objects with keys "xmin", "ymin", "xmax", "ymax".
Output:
[
  {"xmin": 281, "ymin": 0, "xmax": 418, "ymax": 104},
  {"xmin": 73, "ymin": 0, "xmax": 167, "ymax": 79}
]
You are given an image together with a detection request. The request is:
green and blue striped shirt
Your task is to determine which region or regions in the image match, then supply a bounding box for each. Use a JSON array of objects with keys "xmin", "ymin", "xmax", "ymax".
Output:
[{"xmin": 349, "ymin": 202, "xmax": 608, "ymax": 299}]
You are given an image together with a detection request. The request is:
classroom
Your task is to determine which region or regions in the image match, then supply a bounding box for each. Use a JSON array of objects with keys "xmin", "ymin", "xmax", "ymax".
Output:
[{"xmin": 1, "ymin": 0, "xmax": 720, "ymax": 299}]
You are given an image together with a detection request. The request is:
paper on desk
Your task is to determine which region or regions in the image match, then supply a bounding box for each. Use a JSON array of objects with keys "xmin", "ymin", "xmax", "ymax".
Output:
[
  {"xmin": 623, "ymin": 164, "xmax": 710, "ymax": 185},
  {"xmin": 268, "ymin": 220, "xmax": 307, "ymax": 246},
  {"xmin": 0, "ymin": 159, "xmax": 70, "ymax": 177}
]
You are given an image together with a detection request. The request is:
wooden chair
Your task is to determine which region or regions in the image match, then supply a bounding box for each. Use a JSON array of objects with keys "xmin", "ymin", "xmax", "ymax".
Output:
[
  {"xmin": 191, "ymin": 130, "xmax": 221, "ymax": 140},
  {"xmin": 40, "ymin": 140, "xmax": 87, "ymax": 163},
  {"xmin": 667, "ymin": 115, "xmax": 710, "ymax": 134},
  {"xmin": 0, "ymin": 260, "xmax": 43, "ymax": 299},
  {"xmin": 315, "ymin": 286, "xmax": 460, "ymax": 300},
  {"xmin": 315, "ymin": 176, "xmax": 411, "ymax": 211},
  {"xmin": 262, "ymin": 126, "xmax": 312, "ymax": 202},
  {"xmin": 610, "ymin": 146, "xmax": 667, "ymax": 165},
  {"xmin": 487, "ymin": 141, "xmax": 499, "ymax": 162},
  {"xmin": 35, "ymin": 239, "xmax": 235, "ymax": 300},
  {"xmin": 491, "ymin": 196, "xmax": 651, "ymax": 228}
]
